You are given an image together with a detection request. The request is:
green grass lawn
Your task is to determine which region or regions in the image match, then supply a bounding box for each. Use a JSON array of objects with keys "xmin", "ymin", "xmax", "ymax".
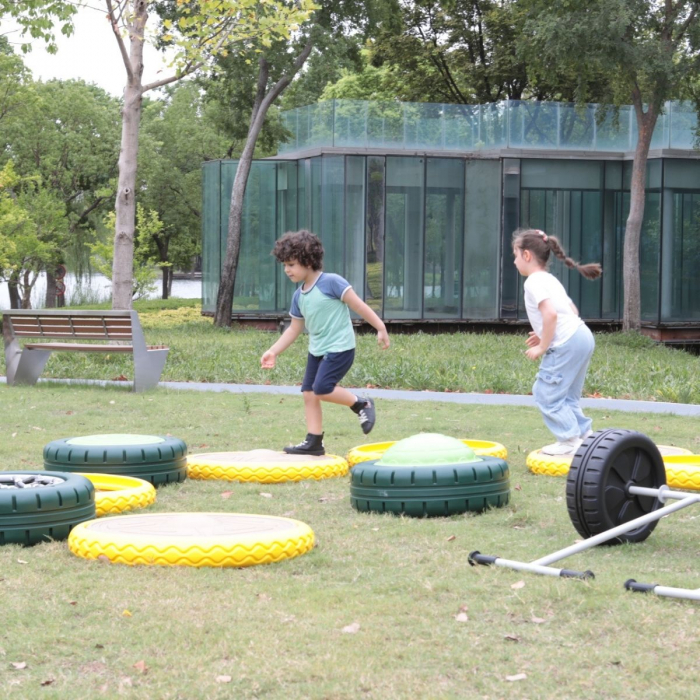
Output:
[
  {"xmin": 1, "ymin": 384, "xmax": 698, "ymax": 699},
  {"xmin": 26, "ymin": 298, "xmax": 700, "ymax": 405}
]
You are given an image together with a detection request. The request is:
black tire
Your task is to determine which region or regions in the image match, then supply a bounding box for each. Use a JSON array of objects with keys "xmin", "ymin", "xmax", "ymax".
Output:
[
  {"xmin": 566, "ymin": 429, "xmax": 666, "ymax": 545},
  {"xmin": 349, "ymin": 456, "xmax": 510, "ymax": 517},
  {"xmin": 0, "ymin": 471, "xmax": 96, "ymax": 546},
  {"xmin": 43, "ymin": 435, "xmax": 188, "ymax": 486}
]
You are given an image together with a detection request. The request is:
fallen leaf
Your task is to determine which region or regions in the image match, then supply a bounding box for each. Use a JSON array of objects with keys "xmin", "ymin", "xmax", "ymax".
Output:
[
  {"xmin": 514, "ymin": 484, "xmax": 522, "ymax": 491},
  {"xmin": 95, "ymin": 644, "xmax": 105, "ymax": 649},
  {"xmin": 31, "ymin": 426, "xmax": 44, "ymax": 431},
  {"xmin": 513, "ymin": 525, "xmax": 525, "ymax": 530},
  {"xmin": 256, "ymin": 593, "xmax": 271, "ymax": 602},
  {"xmin": 371, "ymin": 527, "xmax": 379, "ymax": 531},
  {"xmin": 341, "ymin": 622, "xmax": 361, "ymax": 634},
  {"xmin": 69, "ymin": 601, "xmax": 77, "ymax": 606},
  {"xmin": 11, "ymin": 432, "xmax": 16, "ymax": 438},
  {"xmin": 531, "ymin": 616, "xmax": 546, "ymax": 624},
  {"xmin": 454, "ymin": 612, "xmax": 469, "ymax": 623},
  {"xmin": 446, "ymin": 535, "xmax": 456, "ymax": 542},
  {"xmin": 511, "ymin": 580, "xmax": 525, "ymax": 590},
  {"xmin": 11, "ymin": 662, "xmax": 27, "ymax": 670},
  {"xmin": 112, "ymin": 375, "xmax": 128, "ymax": 382},
  {"xmin": 506, "ymin": 673, "xmax": 527, "ymax": 682},
  {"xmin": 216, "ymin": 675, "xmax": 232, "ymax": 683},
  {"xmin": 17, "ymin": 559, "xmax": 27, "ymax": 565},
  {"xmin": 260, "ymin": 492, "xmax": 272, "ymax": 498},
  {"xmin": 41, "ymin": 679, "xmax": 55, "ymax": 686},
  {"xmin": 221, "ymin": 491, "xmax": 233, "ymax": 499},
  {"xmin": 133, "ymin": 660, "xmax": 148, "ymax": 674},
  {"xmin": 122, "ymin": 610, "xmax": 132, "ymax": 617},
  {"xmin": 97, "ymin": 555, "xmax": 110, "ymax": 564},
  {"xmin": 504, "ymin": 634, "xmax": 520, "ymax": 642},
  {"xmin": 109, "ymin": 401, "xmax": 115, "ymax": 405}
]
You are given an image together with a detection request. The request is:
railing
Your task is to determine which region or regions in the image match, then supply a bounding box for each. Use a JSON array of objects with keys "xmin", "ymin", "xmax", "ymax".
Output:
[{"xmin": 279, "ymin": 99, "xmax": 699, "ymax": 154}]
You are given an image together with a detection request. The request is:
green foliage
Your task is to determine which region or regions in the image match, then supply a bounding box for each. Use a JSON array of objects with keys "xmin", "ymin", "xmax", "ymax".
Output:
[
  {"xmin": 0, "ymin": 0, "xmax": 77, "ymax": 54},
  {"xmin": 91, "ymin": 206, "xmax": 163, "ymax": 300}
]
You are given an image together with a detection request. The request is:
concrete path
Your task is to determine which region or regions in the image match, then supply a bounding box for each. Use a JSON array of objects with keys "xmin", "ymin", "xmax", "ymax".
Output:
[{"xmin": 4, "ymin": 376, "xmax": 700, "ymax": 416}]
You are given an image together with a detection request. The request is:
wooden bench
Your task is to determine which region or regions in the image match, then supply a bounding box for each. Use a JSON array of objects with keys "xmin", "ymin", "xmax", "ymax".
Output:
[{"xmin": 2, "ymin": 309, "xmax": 169, "ymax": 392}]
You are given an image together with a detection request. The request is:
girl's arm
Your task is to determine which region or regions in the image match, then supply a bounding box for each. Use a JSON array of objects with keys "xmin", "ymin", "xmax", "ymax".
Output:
[
  {"xmin": 342, "ymin": 288, "xmax": 390, "ymax": 349},
  {"xmin": 261, "ymin": 317, "xmax": 305, "ymax": 368},
  {"xmin": 525, "ymin": 299, "xmax": 556, "ymax": 361}
]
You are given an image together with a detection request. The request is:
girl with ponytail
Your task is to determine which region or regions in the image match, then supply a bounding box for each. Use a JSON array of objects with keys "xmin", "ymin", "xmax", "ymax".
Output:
[{"xmin": 512, "ymin": 229, "xmax": 602, "ymax": 456}]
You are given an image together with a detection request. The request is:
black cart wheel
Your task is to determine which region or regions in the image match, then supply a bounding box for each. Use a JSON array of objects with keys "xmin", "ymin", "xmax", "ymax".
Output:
[
  {"xmin": 566, "ymin": 429, "xmax": 666, "ymax": 544},
  {"xmin": 0, "ymin": 471, "xmax": 95, "ymax": 546},
  {"xmin": 43, "ymin": 434, "xmax": 188, "ymax": 486},
  {"xmin": 350, "ymin": 456, "xmax": 510, "ymax": 517}
]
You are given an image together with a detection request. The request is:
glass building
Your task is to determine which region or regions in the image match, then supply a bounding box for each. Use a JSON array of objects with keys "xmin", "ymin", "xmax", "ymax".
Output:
[{"xmin": 202, "ymin": 99, "xmax": 700, "ymax": 329}]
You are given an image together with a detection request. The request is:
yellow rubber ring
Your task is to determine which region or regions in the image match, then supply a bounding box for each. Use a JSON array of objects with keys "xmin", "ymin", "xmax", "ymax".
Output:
[
  {"xmin": 346, "ymin": 438, "xmax": 507, "ymax": 467},
  {"xmin": 68, "ymin": 512, "xmax": 315, "ymax": 567},
  {"xmin": 77, "ymin": 473, "xmax": 156, "ymax": 517},
  {"xmin": 527, "ymin": 445, "xmax": 693, "ymax": 478},
  {"xmin": 660, "ymin": 455, "xmax": 700, "ymax": 491},
  {"xmin": 187, "ymin": 450, "xmax": 349, "ymax": 483}
]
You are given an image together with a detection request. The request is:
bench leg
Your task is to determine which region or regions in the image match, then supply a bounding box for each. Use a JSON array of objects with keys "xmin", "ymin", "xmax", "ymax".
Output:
[
  {"xmin": 133, "ymin": 348, "xmax": 169, "ymax": 392},
  {"xmin": 12, "ymin": 349, "xmax": 52, "ymax": 386}
]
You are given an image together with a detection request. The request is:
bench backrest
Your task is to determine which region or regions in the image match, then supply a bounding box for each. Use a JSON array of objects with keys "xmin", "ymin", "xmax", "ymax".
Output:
[{"xmin": 4, "ymin": 310, "xmax": 134, "ymax": 342}]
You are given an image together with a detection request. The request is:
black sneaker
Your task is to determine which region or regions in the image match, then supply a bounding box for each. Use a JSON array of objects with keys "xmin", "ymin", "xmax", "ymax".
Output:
[
  {"xmin": 357, "ymin": 398, "xmax": 376, "ymax": 435},
  {"xmin": 283, "ymin": 433, "xmax": 325, "ymax": 456}
]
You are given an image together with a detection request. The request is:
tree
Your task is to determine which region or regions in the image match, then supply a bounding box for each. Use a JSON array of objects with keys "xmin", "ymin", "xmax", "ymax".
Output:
[
  {"xmin": 519, "ymin": 0, "xmax": 700, "ymax": 330},
  {"xmin": 212, "ymin": 0, "xmax": 395, "ymax": 326},
  {"xmin": 6, "ymin": 0, "xmax": 316, "ymax": 309},
  {"xmin": 138, "ymin": 82, "xmax": 229, "ymax": 297}
]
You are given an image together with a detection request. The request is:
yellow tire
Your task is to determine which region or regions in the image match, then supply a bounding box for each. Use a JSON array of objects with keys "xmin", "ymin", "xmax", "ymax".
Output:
[
  {"xmin": 527, "ymin": 444, "xmax": 693, "ymax": 478},
  {"xmin": 77, "ymin": 473, "xmax": 156, "ymax": 517},
  {"xmin": 660, "ymin": 455, "xmax": 700, "ymax": 491},
  {"xmin": 68, "ymin": 512, "xmax": 315, "ymax": 567},
  {"xmin": 186, "ymin": 449, "xmax": 348, "ymax": 483},
  {"xmin": 346, "ymin": 439, "xmax": 507, "ymax": 467}
]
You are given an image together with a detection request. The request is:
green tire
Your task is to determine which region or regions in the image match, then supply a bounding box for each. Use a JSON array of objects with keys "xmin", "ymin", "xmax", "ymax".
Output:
[
  {"xmin": 43, "ymin": 434, "xmax": 188, "ymax": 486},
  {"xmin": 349, "ymin": 456, "xmax": 510, "ymax": 517},
  {"xmin": 0, "ymin": 471, "xmax": 96, "ymax": 546}
]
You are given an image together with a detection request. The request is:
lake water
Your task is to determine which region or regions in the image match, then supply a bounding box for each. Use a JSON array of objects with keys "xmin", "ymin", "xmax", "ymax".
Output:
[{"xmin": 0, "ymin": 273, "xmax": 202, "ymax": 310}]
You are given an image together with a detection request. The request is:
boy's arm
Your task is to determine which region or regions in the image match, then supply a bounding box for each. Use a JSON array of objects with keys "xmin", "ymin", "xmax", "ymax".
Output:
[
  {"xmin": 342, "ymin": 288, "xmax": 390, "ymax": 349},
  {"xmin": 261, "ymin": 317, "xmax": 305, "ymax": 368}
]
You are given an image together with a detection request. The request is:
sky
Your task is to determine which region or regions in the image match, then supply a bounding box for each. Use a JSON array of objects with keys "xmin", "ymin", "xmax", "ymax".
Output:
[{"xmin": 2, "ymin": 4, "xmax": 173, "ymax": 97}]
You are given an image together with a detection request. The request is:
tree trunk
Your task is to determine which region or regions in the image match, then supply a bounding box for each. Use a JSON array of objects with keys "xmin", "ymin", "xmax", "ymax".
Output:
[
  {"xmin": 623, "ymin": 103, "xmax": 658, "ymax": 332},
  {"xmin": 214, "ymin": 44, "xmax": 314, "ymax": 327},
  {"xmin": 8, "ymin": 277, "xmax": 20, "ymax": 309},
  {"xmin": 111, "ymin": 1, "xmax": 147, "ymax": 310},
  {"xmin": 45, "ymin": 270, "xmax": 57, "ymax": 308},
  {"xmin": 162, "ymin": 267, "xmax": 170, "ymax": 300}
]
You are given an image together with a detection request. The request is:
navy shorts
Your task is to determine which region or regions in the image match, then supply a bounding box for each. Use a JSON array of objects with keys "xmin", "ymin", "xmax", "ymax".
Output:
[{"xmin": 301, "ymin": 349, "xmax": 355, "ymax": 395}]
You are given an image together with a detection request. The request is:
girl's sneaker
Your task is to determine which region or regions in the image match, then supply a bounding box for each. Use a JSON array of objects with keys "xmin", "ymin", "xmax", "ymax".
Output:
[{"xmin": 541, "ymin": 437, "xmax": 582, "ymax": 456}]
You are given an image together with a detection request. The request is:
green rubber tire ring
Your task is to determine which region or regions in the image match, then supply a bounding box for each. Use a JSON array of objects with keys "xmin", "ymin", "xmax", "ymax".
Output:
[
  {"xmin": 43, "ymin": 435, "xmax": 188, "ymax": 487},
  {"xmin": 349, "ymin": 456, "xmax": 510, "ymax": 517},
  {"xmin": 0, "ymin": 471, "xmax": 96, "ymax": 546}
]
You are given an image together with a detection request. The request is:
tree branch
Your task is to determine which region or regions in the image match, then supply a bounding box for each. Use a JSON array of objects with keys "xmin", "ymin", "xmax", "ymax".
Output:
[{"xmin": 105, "ymin": 0, "xmax": 133, "ymax": 83}]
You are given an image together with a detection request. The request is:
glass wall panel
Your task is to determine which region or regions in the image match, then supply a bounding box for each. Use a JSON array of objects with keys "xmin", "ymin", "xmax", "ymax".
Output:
[
  {"xmin": 345, "ymin": 156, "xmax": 366, "ymax": 296},
  {"xmin": 365, "ymin": 157, "xmax": 385, "ymax": 313},
  {"xmin": 202, "ymin": 161, "xmax": 221, "ymax": 313},
  {"xmin": 501, "ymin": 159, "xmax": 520, "ymax": 318},
  {"xmin": 233, "ymin": 162, "xmax": 277, "ymax": 310},
  {"xmin": 297, "ymin": 158, "xmax": 309, "ymax": 230},
  {"xmin": 640, "ymin": 192, "xmax": 660, "ymax": 321},
  {"xmin": 661, "ymin": 160, "xmax": 700, "ymax": 321},
  {"xmin": 385, "ymin": 157, "xmax": 424, "ymax": 319},
  {"xmin": 320, "ymin": 156, "xmax": 345, "ymax": 275},
  {"xmin": 276, "ymin": 162, "xmax": 298, "ymax": 311},
  {"xmin": 310, "ymin": 157, "xmax": 322, "ymax": 236},
  {"xmin": 465, "ymin": 160, "xmax": 500, "ymax": 318},
  {"xmin": 424, "ymin": 158, "xmax": 463, "ymax": 317}
]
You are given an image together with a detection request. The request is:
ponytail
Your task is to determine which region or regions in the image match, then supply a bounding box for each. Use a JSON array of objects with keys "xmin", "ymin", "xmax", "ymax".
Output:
[{"xmin": 512, "ymin": 229, "xmax": 602, "ymax": 280}]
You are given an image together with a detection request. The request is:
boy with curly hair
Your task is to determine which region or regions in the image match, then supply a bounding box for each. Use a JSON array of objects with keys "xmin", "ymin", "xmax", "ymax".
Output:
[{"xmin": 261, "ymin": 230, "xmax": 390, "ymax": 456}]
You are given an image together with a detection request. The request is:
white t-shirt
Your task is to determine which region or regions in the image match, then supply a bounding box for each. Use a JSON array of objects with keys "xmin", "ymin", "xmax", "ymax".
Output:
[{"xmin": 524, "ymin": 271, "xmax": 584, "ymax": 347}]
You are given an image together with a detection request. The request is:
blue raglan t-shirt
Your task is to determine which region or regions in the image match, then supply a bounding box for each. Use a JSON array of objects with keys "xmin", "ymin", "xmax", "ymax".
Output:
[{"xmin": 290, "ymin": 272, "xmax": 356, "ymax": 356}]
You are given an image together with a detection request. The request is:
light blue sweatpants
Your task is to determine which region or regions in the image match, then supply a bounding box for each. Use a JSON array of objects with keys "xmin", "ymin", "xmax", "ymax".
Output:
[{"xmin": 532, "ymin": 325, "xmax": 595, "ymax": 442}]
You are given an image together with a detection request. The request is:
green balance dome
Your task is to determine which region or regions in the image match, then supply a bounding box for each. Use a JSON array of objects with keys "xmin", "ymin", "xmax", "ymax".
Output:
[{"xmin": 377, "ymin": 433, "xmax": 480, "ymax": 467}]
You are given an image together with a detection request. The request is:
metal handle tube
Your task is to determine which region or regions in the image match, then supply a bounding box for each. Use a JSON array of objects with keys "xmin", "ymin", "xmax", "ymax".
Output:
[
  {"xmin": 532, "ymin": 495, "xmax": 700, "ymax": 567},
  {"xmin": 472, "ymin": 555, "xmax": 593, "ymax": 579},
  {"xmin": 626, "ymin": 580, "xmax": 700, "ymax": 601},
  {"xmin": 627, "ymin": 484, "xmax": 700, "ymax": 502}
]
